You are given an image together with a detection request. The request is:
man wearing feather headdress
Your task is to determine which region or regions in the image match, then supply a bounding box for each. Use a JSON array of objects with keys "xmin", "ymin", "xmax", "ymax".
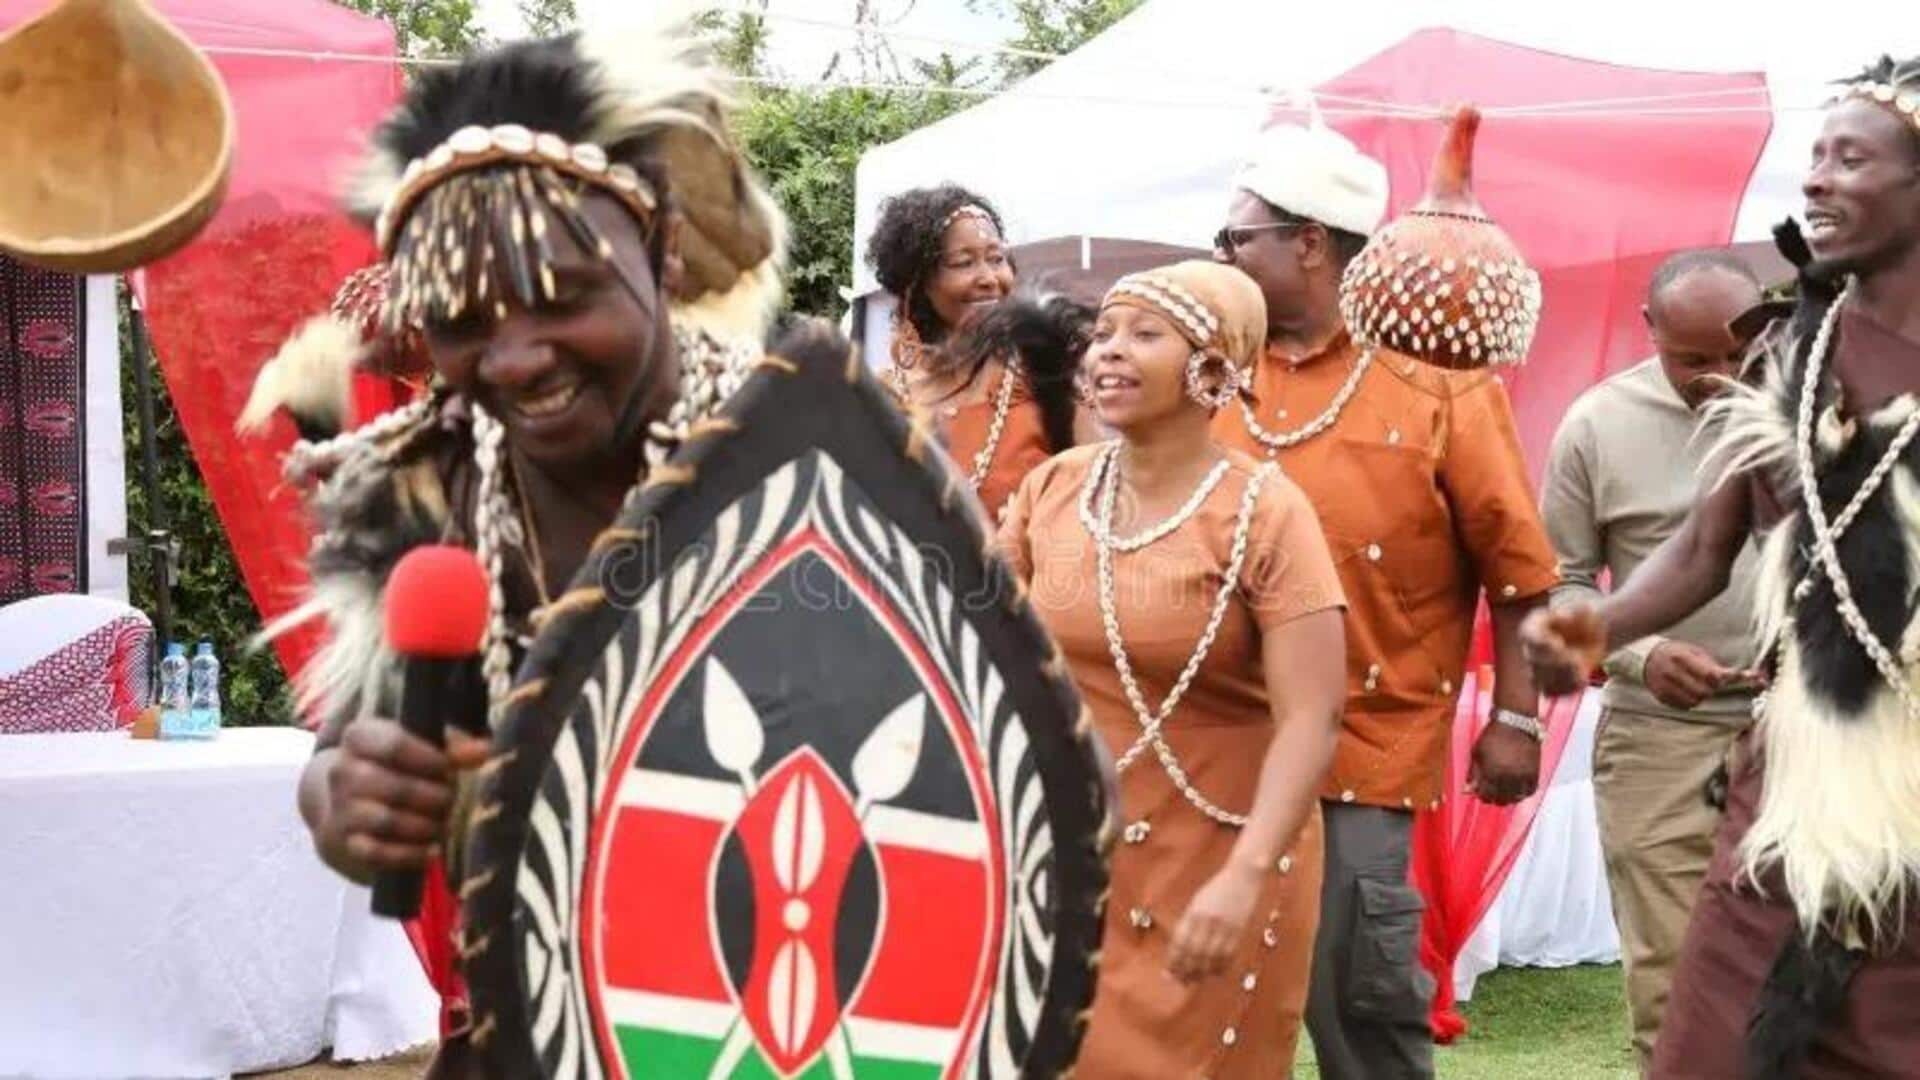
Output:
[
  {"xmin": 239, "ymin": 16, "xmax": 809, "ymax": 1073},
  {"xmin": 1525, "ymin": 55, "xmax": 1920, "ymax": 1079}
]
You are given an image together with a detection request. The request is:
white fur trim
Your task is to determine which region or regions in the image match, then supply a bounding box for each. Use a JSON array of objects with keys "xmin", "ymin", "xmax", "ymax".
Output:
[
  {"xmin": 576, "ymin": 3, "xmax": 733, "ymax": 149},
  {"xmin": 1738, "ymin": 388, "xmax": 1920, "ymax": 940},
  {"xmin": 1697, "ymin": 352, "xmax": 1794, "ymax": 492},
  {"xmin": 259, "ymin": 572, "xmax": 392, "ymax": 727},
  {"xmin": 237, "ymin": 313, "xmax": 363, "ymax": 436},
  {"xmin": 1744, "ymin": 649, "xmax": 1920, "ymax": 941},
  {"xmin": 346, "ymin": 138, "xmax": 407, "ymax": 226},
  {"xmin": 1234, "ymin": 122, "xmax": 1389, "ymax": 236},
  {"xmin": 672, "ymin": 254, "xmax": 785, "ymax": 343}
]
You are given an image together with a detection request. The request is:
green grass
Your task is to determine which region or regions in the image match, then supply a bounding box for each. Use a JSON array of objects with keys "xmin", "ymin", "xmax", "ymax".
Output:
[{"xmin": 1296, "ymin": 964, "xmax": 1636, "ymax": 1079}]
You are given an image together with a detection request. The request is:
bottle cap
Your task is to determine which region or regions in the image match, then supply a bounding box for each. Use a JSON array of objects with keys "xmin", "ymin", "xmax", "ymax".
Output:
[
  {"xmin": 195, "ymin": 641, "xmax": 214, "ymax": 655},
  {"xmin": 166, "ymin": 642, "xmax": 186, "ymax": 658}
]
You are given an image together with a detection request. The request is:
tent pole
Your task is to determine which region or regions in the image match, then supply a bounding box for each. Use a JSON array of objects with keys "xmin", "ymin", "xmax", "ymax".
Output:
[{"xmin": 123, "ymin": 284, "xmax": 174, "ymax": 674}]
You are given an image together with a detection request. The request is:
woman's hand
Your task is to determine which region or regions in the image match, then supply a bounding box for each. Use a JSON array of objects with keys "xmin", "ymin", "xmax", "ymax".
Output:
[
  {"xmin": 1166, "ymin": 862, "xmax": 1263, "ymax": 984},
  {"xmin": 310, "ymin": 721, "xmax": 491, "ymax": 877}
]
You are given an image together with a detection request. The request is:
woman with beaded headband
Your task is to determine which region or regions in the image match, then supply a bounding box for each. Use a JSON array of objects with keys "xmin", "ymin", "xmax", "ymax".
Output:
[
  {"xmin": 1525, "ymin": 55, "xmax": 1920, "ymax": 1077},
  {"xmin": 242, "ymin": 21, "xmax": 790, "ymax": 1071},
  {"xmin": 865, "ymin": 184, "xmax": 1095, "ymax": 522},
  {"xmin": 997, "ymin": 260, "xmax": 1345, "ymax": 1075}
]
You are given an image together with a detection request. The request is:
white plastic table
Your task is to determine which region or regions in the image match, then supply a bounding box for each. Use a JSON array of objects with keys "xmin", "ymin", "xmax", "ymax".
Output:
[{"xmin": 0, "ymin": 728, "xmax": 438, "ymax": 1079}]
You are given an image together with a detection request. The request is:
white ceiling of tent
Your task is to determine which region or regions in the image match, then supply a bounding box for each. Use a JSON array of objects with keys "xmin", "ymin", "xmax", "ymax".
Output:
[{"xmin": 852, "ymin": 0, "xmax": 1913, "ymax": 294}]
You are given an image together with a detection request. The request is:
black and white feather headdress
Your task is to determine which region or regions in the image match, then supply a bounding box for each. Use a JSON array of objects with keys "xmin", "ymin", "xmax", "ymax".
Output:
[
  {"xmin": 242, "ymin": 9, "xmax": 787, "ymax": 438},
  {"xmin": 347, "ymin": 9, "xmax": 787, "ymax": 341}
]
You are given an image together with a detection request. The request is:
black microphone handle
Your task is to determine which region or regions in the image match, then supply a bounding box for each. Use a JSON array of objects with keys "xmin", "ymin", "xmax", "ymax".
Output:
[{"xmin": 371, "ymin": 656, "xmax": 463, "ymax": 920}]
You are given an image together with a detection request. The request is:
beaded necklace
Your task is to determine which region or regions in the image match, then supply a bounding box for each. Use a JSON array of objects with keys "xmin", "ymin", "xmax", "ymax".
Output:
[
  {"xmin": 1774, "ymin": 281, "xmax": 1920, "ymax": 723},
  {"xmin": 890, "ymin": 357, "xmax": 1021, "ymax": 492},
  {"xmin": 1084, "ymin": 441, "xmax": 1274, "ymax": 826},
  {"xmin": 1235, "ymin": 346, "xmax": 1375, "ymax": 453}
]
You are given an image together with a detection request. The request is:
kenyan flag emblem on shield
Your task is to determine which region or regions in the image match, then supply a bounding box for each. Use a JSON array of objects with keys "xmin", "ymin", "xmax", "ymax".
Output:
[{"xmin": 578, "ymin": 532, "xmax": 1007, "ymax": 1079}]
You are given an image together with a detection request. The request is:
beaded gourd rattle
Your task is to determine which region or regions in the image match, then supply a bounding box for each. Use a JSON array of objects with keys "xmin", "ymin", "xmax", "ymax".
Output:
[{"xmin": 1338, "ymin": 105, "xmax": 1542, "ymax": 370}]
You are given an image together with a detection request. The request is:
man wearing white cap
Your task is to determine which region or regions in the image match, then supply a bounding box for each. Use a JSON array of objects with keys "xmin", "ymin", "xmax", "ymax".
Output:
[{"xmin": 1212, "ymin": 119, "xmax": 1559, "ymax": 1078}]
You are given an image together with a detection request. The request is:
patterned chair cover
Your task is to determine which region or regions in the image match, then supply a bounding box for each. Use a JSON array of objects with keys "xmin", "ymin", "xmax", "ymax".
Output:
[{"xmin": 0, "ymin": 595, "xmax": 152, "ymax": 734}]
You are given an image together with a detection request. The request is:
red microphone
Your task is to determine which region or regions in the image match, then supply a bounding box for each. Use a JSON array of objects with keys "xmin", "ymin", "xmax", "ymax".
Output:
[{"xmin": 372, "ymin": 544, "xmax": 491, "ymax": 920}]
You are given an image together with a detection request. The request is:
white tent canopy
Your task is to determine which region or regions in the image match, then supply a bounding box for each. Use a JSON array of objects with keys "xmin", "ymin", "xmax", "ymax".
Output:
[
  {"xmin": 849, "ymin": 0, "xmax": 1916, "ymax": 991},
  {"xmin": 853, "ymin": 0, "xmax": 1912, "ymax": 297}
]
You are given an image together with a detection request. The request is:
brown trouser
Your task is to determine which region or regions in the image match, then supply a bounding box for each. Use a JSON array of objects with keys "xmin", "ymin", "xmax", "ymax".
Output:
[
  {"xmin": 1652, "ymin": 727, "xmax": 1920, "ymax": 1078},
  {"xmin": 1592, "ymin": 706, "xmax": 1742, "ymax": 1075}
]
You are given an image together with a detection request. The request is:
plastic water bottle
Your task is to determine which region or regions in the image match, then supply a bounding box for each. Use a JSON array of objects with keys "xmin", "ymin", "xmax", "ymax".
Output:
[
  {"xmin": 158, "ymin": 643, "xmax": 190, "ymax": 739},
  {"xmin": 186, "ymin": 640, "xmax": 222, "ymax": 738}
]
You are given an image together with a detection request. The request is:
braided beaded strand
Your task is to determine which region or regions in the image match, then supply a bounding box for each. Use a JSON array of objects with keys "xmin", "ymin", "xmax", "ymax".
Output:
[
  {"xmin": 1090, "ymin": 441, "xmax": 1275, "ymax": 827},
  {"xmin": 1789, "ymin": 280, "xmax": 1920, "ymax": 722}
]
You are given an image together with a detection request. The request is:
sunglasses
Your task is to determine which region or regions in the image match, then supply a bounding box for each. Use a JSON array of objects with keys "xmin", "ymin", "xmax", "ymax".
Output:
[{"xmin": 1213, "ymin": 221, "xmax": 1304, "ymax": 255}]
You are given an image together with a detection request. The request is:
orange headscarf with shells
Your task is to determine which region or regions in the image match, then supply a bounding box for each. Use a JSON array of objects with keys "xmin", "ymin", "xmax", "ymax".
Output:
[{"xmin": 1101, "ymin": 260, "xmax": 1267, "ymax": 371}]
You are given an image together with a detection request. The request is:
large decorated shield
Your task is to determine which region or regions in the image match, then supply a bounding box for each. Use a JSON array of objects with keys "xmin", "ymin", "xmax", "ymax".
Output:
[{"xmin": 461, "ymin": 324, "xmax": 1108, "ymax": 1079}]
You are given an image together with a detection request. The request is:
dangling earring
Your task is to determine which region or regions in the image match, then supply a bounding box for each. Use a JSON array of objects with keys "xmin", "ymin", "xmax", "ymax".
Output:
[
  {"xmin": 1185, "ymin": 350, "xmax": 1243, "ymax": 410},
  {"xmin": 1073, "ymin": 366, "xmax": 1096, "ymax": 409},
  {"xmin": 890, "ymin": 306, "xmax": 931, "ymax": 371}
]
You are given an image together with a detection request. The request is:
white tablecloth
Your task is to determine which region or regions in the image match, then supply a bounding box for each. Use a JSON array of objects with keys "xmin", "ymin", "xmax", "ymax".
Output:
[
  {"xmin": 0, "ymin": 729, "xmax": 438, "ymax": 1079},
  {"xmin": 1456, "ymin": 693, "xmax": 1621, "ymax": 1001}
]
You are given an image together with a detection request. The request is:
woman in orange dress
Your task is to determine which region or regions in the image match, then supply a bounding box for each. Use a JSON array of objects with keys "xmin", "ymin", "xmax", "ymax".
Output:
[
  {"xmin": 865, "ymin": 184, "xmax": 1092, "ymax": 520},
  {"xmin": 998, "ymin": 260, "xmax": 1346, "ymax": 1077}
]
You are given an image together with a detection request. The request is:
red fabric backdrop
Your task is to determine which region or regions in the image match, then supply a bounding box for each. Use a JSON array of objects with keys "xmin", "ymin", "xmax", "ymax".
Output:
[
  {"xmin": 0, "ymin": 0, "xmax": 469, "ymax": 1032},
  {"xmin": 0, "ymin": 0, "xmax": 406, "ymax": 682},
  {"xmin": 1303, "ymin": 28, "xmax": 1773, "ymax": 479},
  {"xmin": 1409, "ymin": 612, "xmax": 1588, "ymax": 1041}
]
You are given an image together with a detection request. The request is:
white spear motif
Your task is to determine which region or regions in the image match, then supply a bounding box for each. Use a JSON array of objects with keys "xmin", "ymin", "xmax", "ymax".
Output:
[
  {"xmin": 706, "ymin": 1019, "xmax": 756, "ymax": 1080},
  {"xmin": 825, "ymin": 1024, "xmax": 857, "ymax": 1080},
  {"xmin": 698, "ymin": 677, "xmax": 933, "ymax": 1077},
  {"xmin": 852, "ymin": 693, "xmax": 928, "ymax": 818},
  {"xmin": 703, "ymin": 657, "xmax": 766, "ymax": 796}
]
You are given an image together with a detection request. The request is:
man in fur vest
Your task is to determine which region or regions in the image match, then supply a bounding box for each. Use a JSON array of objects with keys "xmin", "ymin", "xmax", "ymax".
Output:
[{"xmin": 1525, "ymin": 54, "xmax": 1920, "ymax": 1079}]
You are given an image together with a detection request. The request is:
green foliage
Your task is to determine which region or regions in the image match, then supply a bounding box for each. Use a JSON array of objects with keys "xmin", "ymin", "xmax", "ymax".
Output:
[
  {"xmin": 682, "ymin": 7, "xmax": 975, "ymax": 320},
  {"xmin": 119, "ymin": 296, "xmax": 292, "ymax": 726},
  {"xmin": 517, "ymin": 0, "xmax": 577, "ymax": 39},
  {"xmin": 717, "ymin": 0, "xmax": 1128, "ymax": 318},
  {"xmin": 1299, "ymin": 965, "xmax": 1634, "ymax": 1078},
  {"xmin": 971, "ymin": 0, "xmax": 1145, "ymax": 83},
  {"xmin": 734, "ymin": 85, "xmax": 969, "ymax": 319},
  {"xmin": 335, "ymin": 0, "xmax": 482, "ymax": 57},
  {"xmin": 692, "ymin": 8, "xmax": 773, "ymax": 77}
]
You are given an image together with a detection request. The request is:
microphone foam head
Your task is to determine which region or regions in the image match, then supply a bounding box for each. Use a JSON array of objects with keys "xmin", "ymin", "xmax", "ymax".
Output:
[{"xmin": 384, "ymin": 544, "xmax": 491, "ymax": 659}]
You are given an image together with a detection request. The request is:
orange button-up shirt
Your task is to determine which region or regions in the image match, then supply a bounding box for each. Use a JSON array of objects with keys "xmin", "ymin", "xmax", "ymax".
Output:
[{"xmin": 1212, "ymin": 328, "xmax": 1559, "ymax": 810}]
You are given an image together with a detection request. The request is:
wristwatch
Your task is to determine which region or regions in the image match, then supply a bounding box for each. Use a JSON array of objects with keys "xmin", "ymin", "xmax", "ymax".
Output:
[{"xmin": 1491, "ymin": 708, "xmax": 1544, "ymax": 742}]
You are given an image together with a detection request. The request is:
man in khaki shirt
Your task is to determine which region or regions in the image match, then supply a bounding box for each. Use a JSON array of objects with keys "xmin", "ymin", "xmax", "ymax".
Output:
[{"xmin": 1539, "ymin": 250, "xmax": 1764, "ymax": 1073}]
